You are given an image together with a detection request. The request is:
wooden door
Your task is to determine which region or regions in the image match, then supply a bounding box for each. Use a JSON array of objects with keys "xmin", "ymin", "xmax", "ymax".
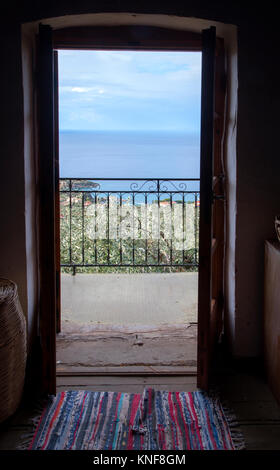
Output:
[
  {"xmin": 54, "ymin": 50, "xmax": 61, "ymax": 335},
  {"xmin": 36, "ymin": 24, "xmax": 224, "ymax": 392},
  {"xmin": 197, "ymin": 27, "xmax": 226, "ymax": 390},
  {"xmin": 37, "ymin": 24, "xmax": 57, "ymax": 395}
]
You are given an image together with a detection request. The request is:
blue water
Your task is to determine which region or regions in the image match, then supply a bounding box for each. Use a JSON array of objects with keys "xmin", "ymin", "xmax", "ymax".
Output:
[{"xmin": 59, "ymin": 130, "xmax": 200, "ymax": 191}]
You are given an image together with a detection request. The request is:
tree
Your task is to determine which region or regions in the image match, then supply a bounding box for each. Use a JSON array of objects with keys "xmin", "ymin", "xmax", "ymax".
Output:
[{"xmin": 60, "ymin": 183, "xmax": 199, "ymax": 274}]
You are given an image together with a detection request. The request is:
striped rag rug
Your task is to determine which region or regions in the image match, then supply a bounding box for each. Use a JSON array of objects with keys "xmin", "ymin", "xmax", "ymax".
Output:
[{"xmin": 24, "ymin": 388, "xmax": 245, "ymax": 450}]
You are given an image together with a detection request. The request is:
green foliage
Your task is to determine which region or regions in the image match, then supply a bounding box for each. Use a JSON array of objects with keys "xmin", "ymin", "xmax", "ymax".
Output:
[{"xmin": 60, "ymin": 188, "xmax": 199, "ymax": 274}]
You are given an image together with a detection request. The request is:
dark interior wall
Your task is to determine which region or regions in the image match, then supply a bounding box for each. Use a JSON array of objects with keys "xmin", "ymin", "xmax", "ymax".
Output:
[
  {"xmin": 1, "ymin": 2, "xmax": 279, "ymax": 359},
  {"xmin": 0, "ymin": 23, "xmax": 38, "ymax": 352},
  {"xmin": 235, "ymin": 25, "xmax": 280, "ymax": 356},
  {"xmin": 0, "ymin": 24, "xmax": 27, "ymax": 320},
  {"xmin": 5, "ymin": 1, "xmax": 245, "ymax": 25}
]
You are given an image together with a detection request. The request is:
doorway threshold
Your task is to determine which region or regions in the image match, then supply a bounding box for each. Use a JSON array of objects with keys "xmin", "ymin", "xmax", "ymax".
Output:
[
  {"xmin": 56, "ymin": 323, "xmax": 197, "ymax": 377},
  {"xmin": 56, "ymin": 368, "xmax": 197, "ymax": 377}
]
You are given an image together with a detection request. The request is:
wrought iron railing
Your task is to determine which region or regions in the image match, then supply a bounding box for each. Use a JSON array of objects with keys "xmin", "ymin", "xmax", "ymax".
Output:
[{"xmin": 59, "ymin": 178, "xmax": 200, "ymax": 273}]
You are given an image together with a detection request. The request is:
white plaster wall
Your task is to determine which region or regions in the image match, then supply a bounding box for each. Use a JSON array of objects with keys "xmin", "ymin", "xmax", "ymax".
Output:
[{"xmin": 24, "ymin": 12, "xmax": 236, "ymax": 45}]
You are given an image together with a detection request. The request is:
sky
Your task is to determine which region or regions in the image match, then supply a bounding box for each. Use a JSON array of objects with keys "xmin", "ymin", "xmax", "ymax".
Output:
[{"xmin": 58, "ymin": 50, "xmax": 202, "ymax": 133}]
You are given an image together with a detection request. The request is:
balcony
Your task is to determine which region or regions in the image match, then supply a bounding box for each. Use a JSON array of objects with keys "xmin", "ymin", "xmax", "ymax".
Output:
[{"xmin": 57, "ymin": 178, "xmax": 200, "ymax": 374}]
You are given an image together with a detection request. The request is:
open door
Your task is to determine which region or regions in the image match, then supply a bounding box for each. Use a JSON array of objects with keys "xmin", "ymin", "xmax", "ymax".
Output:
[
  {"xmin": 36, "ymin": 23, "xmax": 224, "ymax": 392},
  {"xmin": 197, "ymin": 27, "xmax": 226, "ymax": 389},
  {"xmin": 37, "ymin": 24, "xmax": 57, "ymax": 395}
]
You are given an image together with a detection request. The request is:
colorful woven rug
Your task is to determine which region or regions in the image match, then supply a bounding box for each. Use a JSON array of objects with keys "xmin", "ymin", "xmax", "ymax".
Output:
[{"xmin": 24, "ymin": 388, "xmax": 245, "ymax": 450}]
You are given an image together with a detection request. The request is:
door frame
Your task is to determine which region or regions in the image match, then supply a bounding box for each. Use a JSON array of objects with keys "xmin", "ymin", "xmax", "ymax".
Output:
[{"xmin": 37, "ymin": 24, "xmax": 226, "ymax": 394}]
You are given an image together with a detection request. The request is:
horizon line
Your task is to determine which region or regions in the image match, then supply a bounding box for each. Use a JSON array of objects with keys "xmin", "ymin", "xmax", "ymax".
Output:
[{"xmin": 59, "ymin": 129, "xmax": 200, "ymax": 133}]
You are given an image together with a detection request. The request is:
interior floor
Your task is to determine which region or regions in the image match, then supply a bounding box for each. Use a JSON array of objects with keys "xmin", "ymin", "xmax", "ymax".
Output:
[{"xmin": 1, "ymin": 359, "xmax": 280, "ymax": 450}]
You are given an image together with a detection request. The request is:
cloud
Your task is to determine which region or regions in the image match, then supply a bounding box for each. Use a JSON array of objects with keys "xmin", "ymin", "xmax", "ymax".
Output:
[{"xmin": 71, "ymin": 87, "xmax": 92, "ymax": 93}]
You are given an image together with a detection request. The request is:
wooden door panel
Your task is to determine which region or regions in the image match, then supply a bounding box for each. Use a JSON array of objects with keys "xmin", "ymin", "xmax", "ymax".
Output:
[
  {"xmin": 211, "ymin": 37, "xmax": 226, "ymax": 353},
  {"xmin": 197, "ymin": 26, "xmax": 216, "ymax": 390},
  {"xmin": 197, "ymin": 27, "xmax": 226, "ymax": 389},
  {"xmin": 37, "ymin": 24, "xmax": 57, "ymax": 395},
  {"xmin": 54, "ymin": 50, "xmax": 61, "ymax": 335}
]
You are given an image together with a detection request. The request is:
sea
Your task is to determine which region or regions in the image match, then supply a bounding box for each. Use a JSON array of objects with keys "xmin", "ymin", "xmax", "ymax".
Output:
[{"xmin": 59, "ymin": 130, "xmax": 200, "ymax": 192}]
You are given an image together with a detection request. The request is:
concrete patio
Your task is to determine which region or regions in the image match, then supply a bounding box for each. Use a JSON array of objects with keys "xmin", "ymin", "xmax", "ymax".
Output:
[
  {"xmin": 60, "ymin": 272, "xmax": 198, "ymax": 332},
  {"xmin": 57, "ymin": 272, "xmax": 198, "ymax": 374}
]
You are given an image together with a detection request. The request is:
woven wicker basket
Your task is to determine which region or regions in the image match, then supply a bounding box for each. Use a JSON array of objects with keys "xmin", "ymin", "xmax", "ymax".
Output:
[{"xmin": 0, "ymin": 278, "xmax": 27, "ymax": 423}]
